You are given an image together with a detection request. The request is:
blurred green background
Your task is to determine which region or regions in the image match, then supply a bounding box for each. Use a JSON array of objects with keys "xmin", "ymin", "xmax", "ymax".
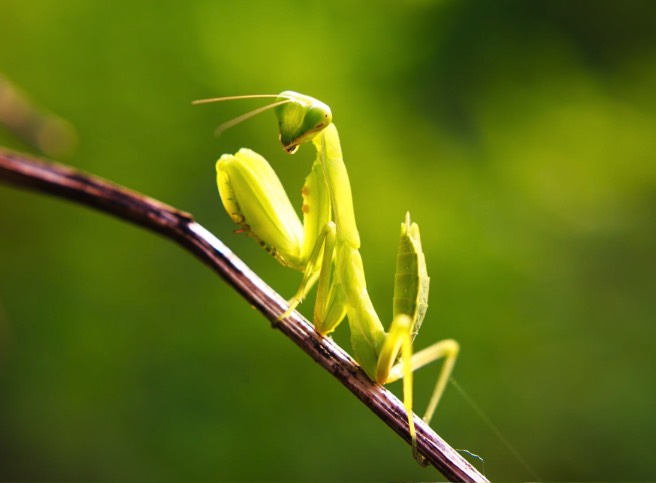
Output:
[{"xmin": 1, "ymin": 1, "xmax": 655, "ymax": 480}]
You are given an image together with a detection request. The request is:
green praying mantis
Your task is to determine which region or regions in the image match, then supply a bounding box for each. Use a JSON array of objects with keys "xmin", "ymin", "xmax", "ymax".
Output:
[{"xmin": 193, "ymin": 91, "xmax": 460, "ymax": 462}]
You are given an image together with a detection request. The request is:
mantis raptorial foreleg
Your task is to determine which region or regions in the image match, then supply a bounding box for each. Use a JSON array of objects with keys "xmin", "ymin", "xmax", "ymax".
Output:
[{"xmin": 195, "ymin": 91, "xmax": 460, "ymax": 463}]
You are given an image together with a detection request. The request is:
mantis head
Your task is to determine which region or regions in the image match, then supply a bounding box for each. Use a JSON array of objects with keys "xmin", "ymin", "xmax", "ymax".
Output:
[
  {"xmin": 273, "ymin": 91, "xmax": 332, "ymax": 154},
  {"xmin": 193, "ymin": 91, "xmax": 333, "ymax": 155}
]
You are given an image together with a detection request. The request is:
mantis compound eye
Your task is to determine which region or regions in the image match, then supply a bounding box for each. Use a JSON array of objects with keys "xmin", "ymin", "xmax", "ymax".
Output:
[{"xmin": 305, "ymin": 105, "xmax": 332, "ymax": 133}]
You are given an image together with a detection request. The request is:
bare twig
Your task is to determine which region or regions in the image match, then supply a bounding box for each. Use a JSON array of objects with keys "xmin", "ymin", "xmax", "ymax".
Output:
[{"xmin": 0, "ymin": 147, "xmax": 488, "ymax": 482}]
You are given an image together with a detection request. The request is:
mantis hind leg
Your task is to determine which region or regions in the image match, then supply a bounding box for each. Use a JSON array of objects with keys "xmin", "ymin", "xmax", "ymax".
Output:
[
  {"xmin": 375, "ymin": 316, "xmax": 460, "ymax": 463},
  {"xmin": 387, "ymin": 338, "xmax": 460, "ymax": 425},
  {"xmin": 411, "ymin": 339, "xmax": 459, "ymax": 425},
  {"xmin": 375, "ymin": 314, "xmax": 423, "ymax": 463}
]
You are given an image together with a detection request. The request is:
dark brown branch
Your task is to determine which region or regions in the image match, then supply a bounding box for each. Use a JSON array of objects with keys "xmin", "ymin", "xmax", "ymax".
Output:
[{"xmin": 0, "ymin": 147, "xmax": 488, "ymax": 482}]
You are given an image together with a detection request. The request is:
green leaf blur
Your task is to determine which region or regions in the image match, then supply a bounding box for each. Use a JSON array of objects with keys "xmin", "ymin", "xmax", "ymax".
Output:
[{"xmin": 1, "ymin": 1, "xmax": 655, "ymax": 480}]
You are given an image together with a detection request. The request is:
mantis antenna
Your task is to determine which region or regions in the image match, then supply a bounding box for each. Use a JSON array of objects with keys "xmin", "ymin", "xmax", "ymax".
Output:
[
  {"xmin": 192, "ymin": 94, "xmax": 295, "ymax": 137},
  {"xmin": 192, "ymin": 94, "xmax": 290, "ymax": 105}
]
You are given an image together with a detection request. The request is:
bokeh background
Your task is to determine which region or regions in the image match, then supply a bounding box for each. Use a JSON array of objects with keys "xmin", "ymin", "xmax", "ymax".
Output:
[{"xmin": 1, "ymin": 1, "xmax": 655, "ymax": 480}]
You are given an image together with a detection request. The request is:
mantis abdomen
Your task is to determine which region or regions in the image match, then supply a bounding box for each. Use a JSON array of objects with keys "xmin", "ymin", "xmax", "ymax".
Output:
[{"xmin": 394, "ymin": 213, "xmax": 429, "ymax": 341}]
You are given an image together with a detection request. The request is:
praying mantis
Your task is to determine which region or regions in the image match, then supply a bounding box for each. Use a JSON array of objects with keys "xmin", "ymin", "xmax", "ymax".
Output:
[{"xmin": 194, "ymin": 91, "xmax": 460, "ymax": 462}]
